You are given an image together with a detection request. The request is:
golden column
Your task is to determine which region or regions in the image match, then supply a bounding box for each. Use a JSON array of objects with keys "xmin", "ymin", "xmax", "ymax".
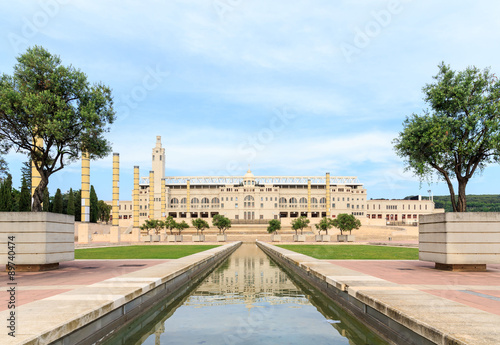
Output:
[
  {"xmin": 307, "ymin": 179, "xmax": 311, "ymax": 215},
  {"xmin": 133, "ymin": 166, "xmax": 139, "ymax": 229},
  {"xmin": 161, "ymin": 178, "xmax": 166, "ymax": 218},
  {"xmin": 149, "ymin": 171, "xmax": 154, "ymax": 218},
  {"xmin": 326, "ymin": 172, "xmax": 331, "ymax": 217},
  {"xmin": 187, "ymin": 179, "xmax": 191, "ymax": 214},
  {"xmin": 81, "ymin": 152, "xmax": 90, "ymax": 222},
  {"xmin": 112, "ymin": 153, "xmax": 119, "ymax": 227},
  {"xmin": 31, "ymin": 137, "xmax": 43, "ymax": 205}
]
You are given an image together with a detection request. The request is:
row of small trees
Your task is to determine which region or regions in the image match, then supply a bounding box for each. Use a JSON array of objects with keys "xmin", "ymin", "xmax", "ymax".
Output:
[
  {"xmin": 140, "ymin": 214, "xmax": 232, "ymax": 235},
  {"xmin": 267, "ymin": 214, "xmax": 361, "ymax": 235}
]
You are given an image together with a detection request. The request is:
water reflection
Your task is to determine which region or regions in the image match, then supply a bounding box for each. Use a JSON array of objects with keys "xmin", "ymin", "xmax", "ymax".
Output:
[{"xmin": 103, "ymin": 244, "xmax": 387, "ymax": 345}]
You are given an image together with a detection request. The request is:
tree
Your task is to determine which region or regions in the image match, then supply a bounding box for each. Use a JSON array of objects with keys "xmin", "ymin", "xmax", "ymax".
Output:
[
  {"xmin": 267, "ymin": 219, "xmax": 281, "ymax": 234},
  {"xmin": 0, "ymin": 174, "xmax": 13, "ymax": 211},
  {"xmin": 174, "ymin": 220, "xmax": 189, "ymax": 235},
  {"xmin": 192, "ymin": 218, "xmax": 209, "ymax": 235},
  {"xmin": 97, "ymin": 200, "xmax": 111, "ymax": 223},
  {"xmin": 0, "ymin": 46, "xmax": 116, "ymax": 211},
  {"xmin": 331, "ymin": 213, "xmax": 361, "ymax": 235},
  {"xmin": 74, "ymin": 189, "xmax": 81, "ymax": 221},
  {"xmin": 315, "ymin": 217, "xmax": 333, "ymax": 235},
  {"xmin": 67, "ymin": 188, "xmax": 75, "ymax": 216},
  {"xmin": 42, "ymin": 187, "xmax": 50, "ymax": 211},
  {"xmin": 89, "ymin": 185, "xmax": 99, "ymax": 223},
  {"xmin": 212, "ymin": 214, "xmax": 231, "ymax": 234},
  {"xmin": 291, "ymin": 216, "xmax": 310, "ymax": 235},
  {"xmin": 393, "ymin": 63, "xmax": 500, "ymax": 212},
  {"xmin": 18, "ymin": 176, "xmax": 31, "ymax": 211},
  {"xmin": 53, "ymin": 188, "xmax": 63, "ymax": 213},
  {"xmin": 164, "ymin": 215, "xmax": 177, "ymax": 235},
  {"xmin": 140, "ymin": 219, "xmax": 164, "ymax": 235},
  {"xmin": 21, "ymin": 160, "xmax": 31, "ymax": 189}
]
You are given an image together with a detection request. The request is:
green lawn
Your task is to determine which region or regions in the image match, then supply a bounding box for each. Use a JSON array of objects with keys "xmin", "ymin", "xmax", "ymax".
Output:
[
  {"xmin": 276, "ymin": 245, "xmax": 418, "ymax": 260},
  {"xmin": 75, "ymin": 245, "xmax": 220, "ymax": 260}
]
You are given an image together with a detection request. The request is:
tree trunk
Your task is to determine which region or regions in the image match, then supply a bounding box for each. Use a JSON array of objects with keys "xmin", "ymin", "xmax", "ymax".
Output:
[
  {"xmin": 456, "ymin": 178, "xmax": 468, "ymax": 212},
  {"xmin": 32, "ymin": 177, "xmax": 48, "ymax": 212}
]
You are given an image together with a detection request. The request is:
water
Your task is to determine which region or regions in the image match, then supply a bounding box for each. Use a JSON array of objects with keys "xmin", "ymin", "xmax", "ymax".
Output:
[{"xmin": 102, "ymin": 244, "xmax": 388, "ymax": 345}]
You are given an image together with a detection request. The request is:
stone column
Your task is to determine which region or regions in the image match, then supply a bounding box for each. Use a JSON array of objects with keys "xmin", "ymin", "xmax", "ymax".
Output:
[
  {"xmin": 110, "ymin": 153, "xmax": 120, "ymax": 243},
  {"xmin": 132, "ymin": 165, "xmax": 140, "ymax": 240},
  {"xmin": 149, "ymin": 171, "xmax": 154, "ymax": 219},
  {"xmin": 326, "ymin": 172, "xmax": 331, "ymax": 218},
  {"xmin": 79, "ymin": 152, "xmax": 91, "ymax": 243}
]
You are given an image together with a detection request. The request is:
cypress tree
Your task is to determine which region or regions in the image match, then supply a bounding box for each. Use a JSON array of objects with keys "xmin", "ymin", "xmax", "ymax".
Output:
[
  {"xmin": 42, "ymin": 188, "xmax": 50, "ymax": 212},
  {"xmin": 89, "ymin": 185, "xmax": 98, "ymax": 223},
  {"xmin": 18, "ymin": 176, "xmax": 31, "ymax": 211},
  {"xmin": 53, "ymin": 188, "xmax": 63, "ymax": 213},
  {"xmin": 0, "ymin": 174, "xmax": 13, "ymax": 211},
  {"xmin": 74, "ymin": 190, "xmax": 81, "ymax": 221},
  {"xmin": 67, "ymin": 188, "xmax": 75, "ymax": 216}
]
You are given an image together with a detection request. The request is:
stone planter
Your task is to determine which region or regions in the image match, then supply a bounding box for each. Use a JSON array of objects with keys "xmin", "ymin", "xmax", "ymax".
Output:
[
  {"xmin": 217, "ymin": 234, "xmax": 227, "ymax": 242},
  {"xmin": 167, "ymin": 235, "xmax": 176, "ymax": 242},
  {"xmin": 315, "ymin": 235, "xmax": 323, "ymax": 242},
  {"xmin": 337, "ymin": 235, "xmax": 355, "ymax": 242},
  {"xmin": 322, "ymin": 235, "xmax": 331, "ymax": 242},
  {"xmin": 0, "ymin": 212, "xmax": 74, "ymax": 271},
  {"xmin": 272, "ymin": 234, "xmax": 281, "ymax": 242},
  {"xmin": 175, "ymin": 235, "xmax": 183, "ymax": 242},
  {"xmin": 419, "ymin": 212, "xmax": 500, "ymax": 271},
  {"xmin": 141, "ymin": 235, "xmax": 152, "ymax": 242},
  {"xmin": 192, "ymin": 234, "xmax": 205, "ymax": 242},
  {"xmin": 293, "ymin": 234, "xmax": 306, "ymax": 242},
  {"xmin": 160, "ymin": 233, "xmax": 168, "ymax": 241},
  {"xmin": 151, "ymin": 234, "xmax": 161, "ymax": 242}
]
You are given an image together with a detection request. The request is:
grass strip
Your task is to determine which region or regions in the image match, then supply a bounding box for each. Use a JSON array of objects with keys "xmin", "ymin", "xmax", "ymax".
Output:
[
  {"xmin": 276, "ymin": 244, "xmax": 418, "ymax": 260},
  {"xmin": 75, "ymin": 245, "xmax": 220, "ymax": 260}
]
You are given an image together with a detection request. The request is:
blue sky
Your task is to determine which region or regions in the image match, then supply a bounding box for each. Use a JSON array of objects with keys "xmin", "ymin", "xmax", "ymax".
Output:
[{"xmin": 2, "ymin": 0, "xmax": 500, "ymax": 201}]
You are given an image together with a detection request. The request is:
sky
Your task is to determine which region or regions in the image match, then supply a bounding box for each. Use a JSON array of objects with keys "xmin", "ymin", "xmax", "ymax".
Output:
[{"xmin": 1, "ymin": 0, "xmax": 500, "ymax": 201}]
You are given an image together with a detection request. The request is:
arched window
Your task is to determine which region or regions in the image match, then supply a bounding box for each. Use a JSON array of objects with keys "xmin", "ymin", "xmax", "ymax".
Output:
[
  {"xmin": 180, "ymin": 198, "xmax": 187, "ymax": 204},
  {"xmin": 279, "ymin": 197, "xmax": 287, "ymax": 203},
  {"xmin": 299, "ymin": 197, "xmax": 307, "ymax": 204},
  {"xmin": 201, "ymin": 198, "xmax": 209, "ymax": 204},
  {"xmin": 244, "ymin": 195, "xmax": 254, "ymax": 201},
  {"xmin": 191, "ymin": 198, "xmax": 199, "ymax": 204},
  {"xmin": 319, "ymin": 197, "xmax": 326, "ymax": 204},
  {"xmin": 289, "ymin": 197, "xmax": 297, "ymax": 204},
  {"xmin": 311, "ymin": 197, "xmax": 318, "ymax": 204},
  {"xmin": 211, "ymin": 197, "xmax": 220, "ymax": 204},
  {"xmin": 171, "ymin": 198, "xmax": 179, "ymax": 204}
]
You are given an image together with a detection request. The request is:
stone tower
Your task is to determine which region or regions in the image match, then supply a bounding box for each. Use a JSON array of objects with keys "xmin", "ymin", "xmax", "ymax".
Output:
[{"xmin": 151, "ymin": 136, "xmax": 165, "ymax": 218}]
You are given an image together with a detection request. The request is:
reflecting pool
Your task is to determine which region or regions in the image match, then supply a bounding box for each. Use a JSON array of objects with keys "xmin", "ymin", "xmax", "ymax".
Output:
[{"xmin": 102, "ymin": 244, "xmax": 388, "ymax": 344}]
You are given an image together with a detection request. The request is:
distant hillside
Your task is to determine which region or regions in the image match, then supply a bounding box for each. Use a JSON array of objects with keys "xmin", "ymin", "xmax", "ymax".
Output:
[{"xmin": 432, "ymin": 195, "xmax": 500, "ymax": 212}]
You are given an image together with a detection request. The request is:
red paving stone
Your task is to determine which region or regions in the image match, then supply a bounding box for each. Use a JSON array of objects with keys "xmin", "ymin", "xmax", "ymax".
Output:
[
  {"xmin": 328, "ymin": 260, "xmax": 500, "ymax": 316},
  {"xmin": 0, "ymin": 259, "xmax": 169, "ymax": 311}
]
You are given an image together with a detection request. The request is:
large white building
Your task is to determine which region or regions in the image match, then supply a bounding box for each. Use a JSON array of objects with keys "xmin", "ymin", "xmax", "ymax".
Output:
[{"xmin": 114, "ymin": 137, "xmax": 442, "ymax": 227}]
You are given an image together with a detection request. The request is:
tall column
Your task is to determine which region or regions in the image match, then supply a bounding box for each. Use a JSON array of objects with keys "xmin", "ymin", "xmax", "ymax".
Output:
[
  {"xmin": 78, "ymin": 152, "xmax": 91, "ymax": 243},
  {"xmin": 110, "ymin": 153, "xmax": 120, "ymax": 242},
  {"xmin": 161, "ymin": 178, "xmax": 166, "ymax": 218},
  {"xmin": 133, "ymin": 166, "xmax": 140, "ymax": 229},
  {"xmin": 149, "ymin": 171, "xmax": 154, "ymax": 219},
  {"xmin": 132, "ymin": 165, "xmax": 140, "ymax": 241},
  {"xmin": 187, "ymin": 179, "xmax": 191, "ymax": 215},
  {"xmin": 31, "ymin": 137, "xmax": 43, "ymax": 208},
  {"xmin": 326, "ymin": 172, "xmax": 331, "ymax": 217},
  {"xmin": 307, "ymin": 179, "xmax": 311, "ymax": 216},
  {"xmin": 81, "ymin": 152, "xmax": 90, "ymax": 222}
]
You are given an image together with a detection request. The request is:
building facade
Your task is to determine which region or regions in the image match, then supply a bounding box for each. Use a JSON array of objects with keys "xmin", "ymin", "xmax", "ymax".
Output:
[{"xmin": 111, "ymin": 137, "xmax": 442, "ymax": 227}]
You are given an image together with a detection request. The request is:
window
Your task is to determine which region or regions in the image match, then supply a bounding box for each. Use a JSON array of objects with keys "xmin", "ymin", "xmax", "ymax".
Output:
[
  {"xmin": 180, "ymin": 198, "xmax": 187, "ymax": 204},
  {"xmin": 191, "ymin": 198, "xmax": 199, "ymax": 204},
  {"xmin": 275, "ymin": 203, "xmax": 278, "ymax": 208},
  {"xmin": 299, "ymin": 197, "xmax": 307, "ymax": 204},
  {"xmin": 261, "ymin": 203, "xmax": 264, "ymax": 208},
  {"xmin": 290, "ymin": 197, "xmax": 297, "ymax": 203},
  {"xmin": 221, "ymin": 203, "xmax": 224, "ymax": 208},
  {"xmin": 279, "ymin": 197, "xmax": 287, "ymax": 203},
  {"xmin": 332, "ymin": 203, "xmax": 335, "ymax": 208},
  {"xmin": 319, "ymin": 197, "xmax": 326, "ymax": 204},
  {"xmin": 211, "ymin": 197, "xmax": 220, "ymax": 204},
  {"xmin": 235, "ymin": 203, "xmax": 238, "ymax": 208},
  {"xmin": 347, "ymin": 203, "xmax": 350, "ymax": 208}
]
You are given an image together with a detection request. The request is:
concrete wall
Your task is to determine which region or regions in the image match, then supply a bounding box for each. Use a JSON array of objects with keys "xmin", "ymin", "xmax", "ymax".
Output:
[
  {"xmin": 0, "ymin": 212, "xmax": 74, "ymax": 265},
  {"xmin": 419, "ymin": 212, "xmax": 500, "ymax": 265}
]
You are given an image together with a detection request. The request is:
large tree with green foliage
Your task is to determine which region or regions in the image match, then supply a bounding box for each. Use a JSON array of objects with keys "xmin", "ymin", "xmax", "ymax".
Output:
[
  {"xmin": 67, "ymin": 188, "xmax": 75, "ymax": 216},
  {"xmin": 212, "ymin": 214, "xmax": 231, "ymax": 234},
  {"xmin": 332, "ymin": 213, "xmax": 361, "ymax": 235},
  {"xmin": 267, "ymin": 219, "xmax": 281, "ymax": 234},
  {"xmin": 394, "ymin": 63, "xmax": 500, "ymax": 212},
  {"xmin": 0, "ymin": 46, "xmax": 115, "ymax": 211},
  {"xmin": 97, "ymin": 200, "xmax": 111, "ymax": 223},
  {"xmin": 0, "ymin": 174, "xmax": 13, "ymax": 211},
  {"xmin": 291, "ymin": 216, "xmax": 310, "ymax": 235},
  {"xmin": 74, "ymin": 189, "xmax": 81, "ymax": 221},
  {"xmin": 315, "ymin": 217, "xmax": 333, "ymax": 235},
  {"xmin": 192, "ymin": 218, "xmax": 209, "ymax": 235},
  {"xmin": 174, "ymin": 220, "xmax": 189, "ymax": 235}
]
